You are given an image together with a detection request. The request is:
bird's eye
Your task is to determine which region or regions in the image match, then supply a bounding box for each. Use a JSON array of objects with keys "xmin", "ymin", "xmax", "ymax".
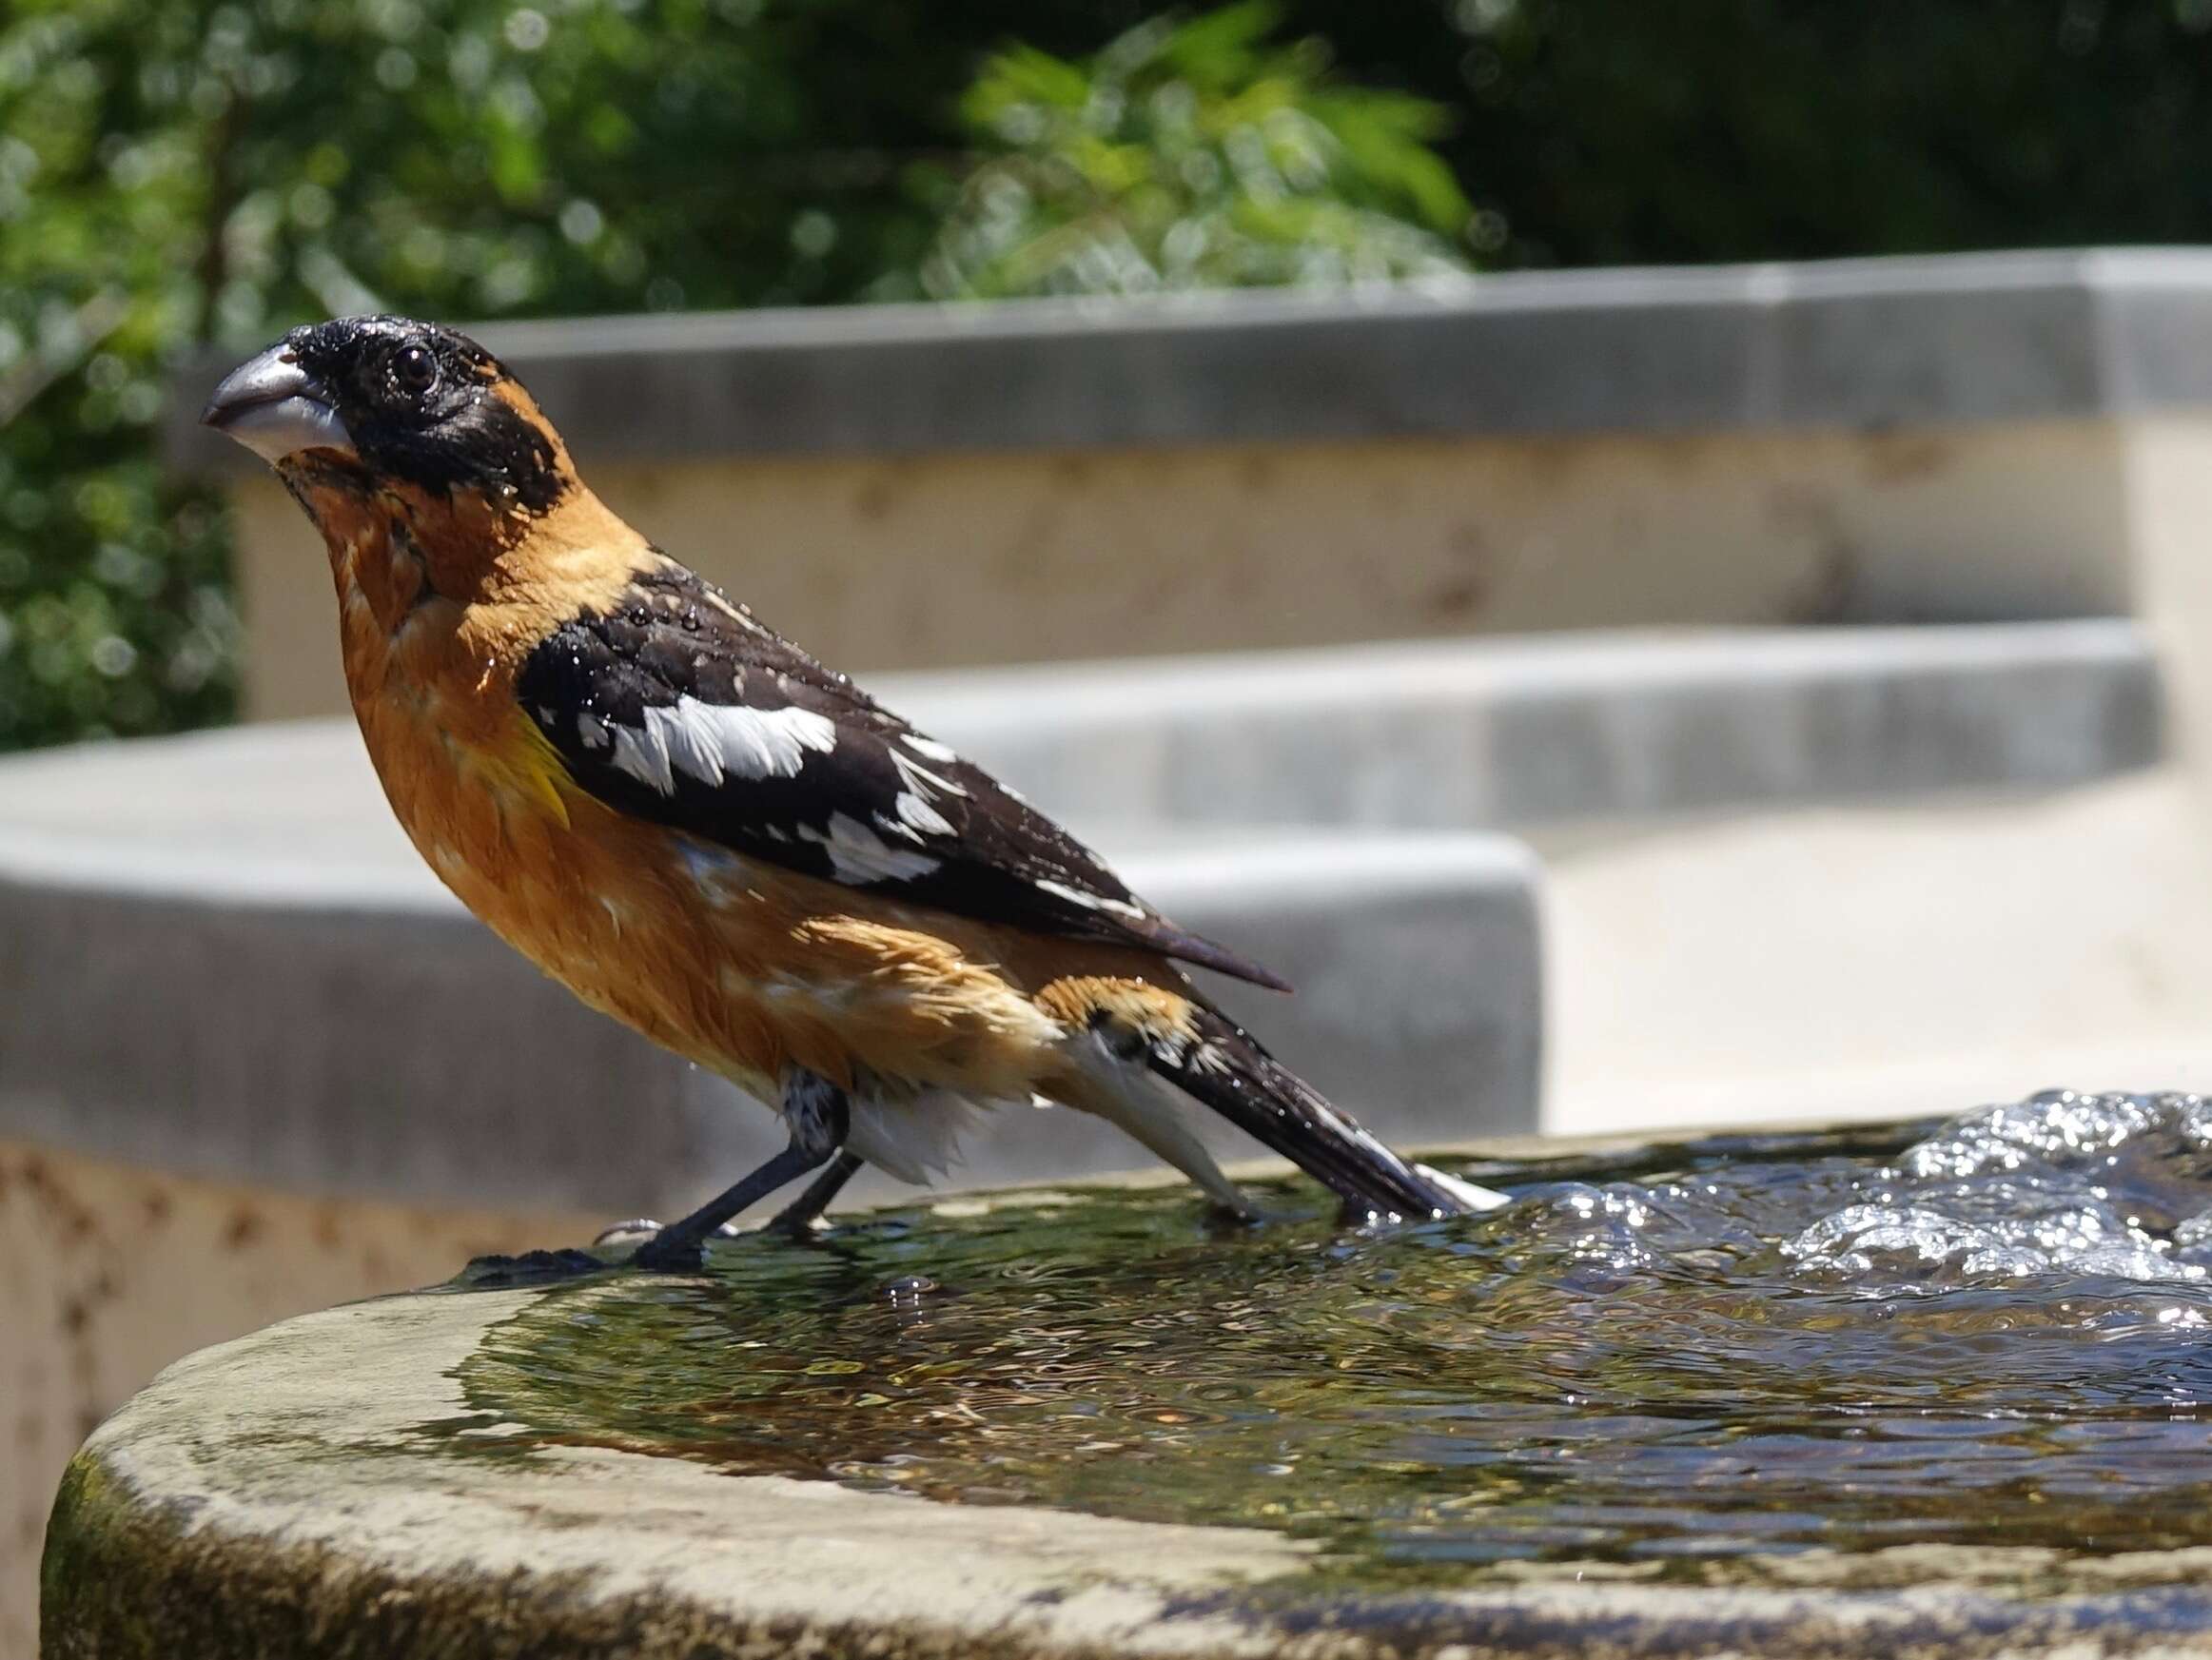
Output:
[{"xmin": 390, "ymin": 344, "xmax": 439, "ymax": 399}]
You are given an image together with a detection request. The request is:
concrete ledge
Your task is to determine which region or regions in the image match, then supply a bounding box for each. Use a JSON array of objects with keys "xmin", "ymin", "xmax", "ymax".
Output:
[
  {"xmin": 0, "ymin": 724, "xmax": 1539, "ymax": 1215},
  {"xmin": 886, "ymin": 619, "xmax": 2162, "ymax": 830},
  {"xmin": 166, "ymin": 248, "xmax": 2212, "ymax": 469}
]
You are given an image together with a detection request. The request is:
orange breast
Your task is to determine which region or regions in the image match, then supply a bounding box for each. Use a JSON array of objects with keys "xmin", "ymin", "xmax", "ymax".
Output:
[{"xmin": 350, "ymin": 646, "xmax": 1066, "ymax": 1112}]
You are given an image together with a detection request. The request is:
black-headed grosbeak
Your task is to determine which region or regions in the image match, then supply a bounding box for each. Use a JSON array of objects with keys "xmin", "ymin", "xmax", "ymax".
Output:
[{"xmin": 202, "ymin": 316, "xmax": 1486, "ymax": 1266}]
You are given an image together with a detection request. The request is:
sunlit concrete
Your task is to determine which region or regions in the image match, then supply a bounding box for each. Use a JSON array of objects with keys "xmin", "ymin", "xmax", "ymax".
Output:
[
  {"xmin": 1538, "ymin": 769, "xmax": 2212, "ymax": 1135},
  {"xmin": 883, "ymin": 619, "xmax": 2157, "ymax": 830}
]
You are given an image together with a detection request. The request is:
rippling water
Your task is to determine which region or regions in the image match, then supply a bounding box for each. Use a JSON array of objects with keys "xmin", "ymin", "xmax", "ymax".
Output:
[{"xmin": 453, "ymin": 1091, "xmax": 2212, "ymax": 1584}]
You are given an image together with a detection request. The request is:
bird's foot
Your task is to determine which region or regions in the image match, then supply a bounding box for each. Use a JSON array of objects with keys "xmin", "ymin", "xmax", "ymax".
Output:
[
  {"xmin": 597, "ymin": 1216, "xmax": 752, "ymax": 1272},
  {"xmin": 626, "ymin": 1231, "xmax": 708, "ymax": 1273},
  {"xmin": 597, "ymin": 1212, "xmax": 829, "ymax": 1263}
]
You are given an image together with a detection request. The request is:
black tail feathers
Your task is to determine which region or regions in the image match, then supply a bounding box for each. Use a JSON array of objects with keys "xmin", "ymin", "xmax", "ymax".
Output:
[{"xmin": 1148, "ymin": 1008, "xmax": 1478, "ymax": 1223}]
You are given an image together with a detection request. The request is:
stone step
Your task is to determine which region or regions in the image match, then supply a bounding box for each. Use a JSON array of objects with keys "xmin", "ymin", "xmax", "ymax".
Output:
[{"xmin": 873, "ymin": 617, "xmax": 2161, "ymax": 831}]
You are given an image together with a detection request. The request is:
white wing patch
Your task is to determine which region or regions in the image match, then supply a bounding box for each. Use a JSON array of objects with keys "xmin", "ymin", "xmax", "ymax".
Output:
[
  {"xmin": 716, "ymin": 703, "xmax": 837, "ymax": 780},
  {"xmin": 899, "ymin": 733, "xmax": 960, "ymax": 765},
  {"xmin": 610, "ymin": 697, "xmax": 838, "ymax": 793},
  {"xmin": 798, "ymin": 811, "xmax": 942, "ymax": 884},
  {"xmin": 893, "ymin": 791, "xmax": 955, "ymax": 837},
  {"xmin": 1033, "ymin": 876, "xmax": 1145, "ymax": 920},
  {"xmin": 643, "ymin": 699, "xmax": 720, "ymax": 786},
  {"xmin": 889, "ymin": 745, "xmax": 967, "ymax": 802},
  {"xmin": 610, "ymin": 721, "xmax": 673, "ymax": 793},
  {"xmin": 868, "ymin": 741, "xmax": 965, "ymax": 845}
]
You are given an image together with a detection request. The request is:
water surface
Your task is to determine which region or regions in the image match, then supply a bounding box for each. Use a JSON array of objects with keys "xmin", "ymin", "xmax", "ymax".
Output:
[{"xmin": 454, "ymin": 1091, "xmax": 2212, "ymax": 1588}]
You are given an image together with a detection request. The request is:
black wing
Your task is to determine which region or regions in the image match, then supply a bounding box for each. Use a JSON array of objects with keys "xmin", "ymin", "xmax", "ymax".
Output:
[{"xmin": 516, "ymin": 558, "xmax": 1292, "ymax": 991}]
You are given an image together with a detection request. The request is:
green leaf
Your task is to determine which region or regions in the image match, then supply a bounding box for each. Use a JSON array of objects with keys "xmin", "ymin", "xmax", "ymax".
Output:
[{"xmin": 924, "ymin": 3, "xmax": 1475, "ymax": 302}]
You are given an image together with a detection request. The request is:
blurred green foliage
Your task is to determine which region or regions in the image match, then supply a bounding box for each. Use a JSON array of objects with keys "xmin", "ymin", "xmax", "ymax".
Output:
[
  {"xmin": 0, "ymin": 0, "xmax": 916, "ymax": 750},
  {"xmin": 920, "ymin": 4, "xmax": 1470, "ymax": 297},
  {"xmin": 12, "ymin": 0, "xmax": 2212, "ymax": 751}
]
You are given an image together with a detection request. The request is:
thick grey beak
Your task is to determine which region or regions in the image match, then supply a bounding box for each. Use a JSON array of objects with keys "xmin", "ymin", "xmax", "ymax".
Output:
[{"xmin": 200, "ymin": 345, "xmax": 353, "ymax": 463}]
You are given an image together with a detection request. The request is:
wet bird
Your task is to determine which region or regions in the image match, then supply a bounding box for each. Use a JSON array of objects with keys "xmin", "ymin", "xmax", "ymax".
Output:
[{"xmin": 202, "ymin": 316, "xmax": 1489, "ymax": 1267}]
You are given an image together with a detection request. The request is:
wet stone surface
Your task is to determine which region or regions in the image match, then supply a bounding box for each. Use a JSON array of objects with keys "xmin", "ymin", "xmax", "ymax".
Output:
[{"xmin": 445, "ymin": 1090, "xmax": 2212, "ymax": 1592}]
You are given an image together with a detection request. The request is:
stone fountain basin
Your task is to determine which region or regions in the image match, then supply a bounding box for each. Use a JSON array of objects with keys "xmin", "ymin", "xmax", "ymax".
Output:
[{"xmin": 45, "ymin": 1101, "xmax": 2212, "ymax": 1659}]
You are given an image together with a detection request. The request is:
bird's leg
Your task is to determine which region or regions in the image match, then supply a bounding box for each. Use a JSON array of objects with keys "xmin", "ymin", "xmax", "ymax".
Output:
[
  {"xmin": 599, "ymin": 1147, "xmax": 865, "ymax": 1252},
  {"xmin": 762, "ymin": 1149, "xmax": 866, "ymax": 1239},
  {"xmin": 630, "ymin": 1070, "xmax": 851, "ymax": 1271}
]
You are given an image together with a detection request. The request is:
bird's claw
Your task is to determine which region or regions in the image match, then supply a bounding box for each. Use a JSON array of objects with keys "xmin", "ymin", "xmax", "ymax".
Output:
[
  {"xmin": 626, "ymin": 1232, "xmax": 709, "ymax": 1273},
  {"xmin": 454, "ymin": 1247, "xmax": 605, "ymax": 1289}
]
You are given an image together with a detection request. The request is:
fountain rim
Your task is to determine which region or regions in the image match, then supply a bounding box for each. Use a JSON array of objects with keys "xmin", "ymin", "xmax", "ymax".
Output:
[{"xmin": 49, "ymin": 1105, "xmax": 2212, "ymax": 1660}]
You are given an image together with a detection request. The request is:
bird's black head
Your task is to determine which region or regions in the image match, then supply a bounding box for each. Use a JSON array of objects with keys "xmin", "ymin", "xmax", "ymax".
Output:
[{"xmin": 201, "ymin": 315, "xmax": 568, "ymax": 513}]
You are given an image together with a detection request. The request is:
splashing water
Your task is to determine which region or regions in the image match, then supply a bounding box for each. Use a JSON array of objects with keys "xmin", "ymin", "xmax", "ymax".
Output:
[{"xmin": 452, "ymin": 1091, "xmax": 2212, "ymax": 1588}]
